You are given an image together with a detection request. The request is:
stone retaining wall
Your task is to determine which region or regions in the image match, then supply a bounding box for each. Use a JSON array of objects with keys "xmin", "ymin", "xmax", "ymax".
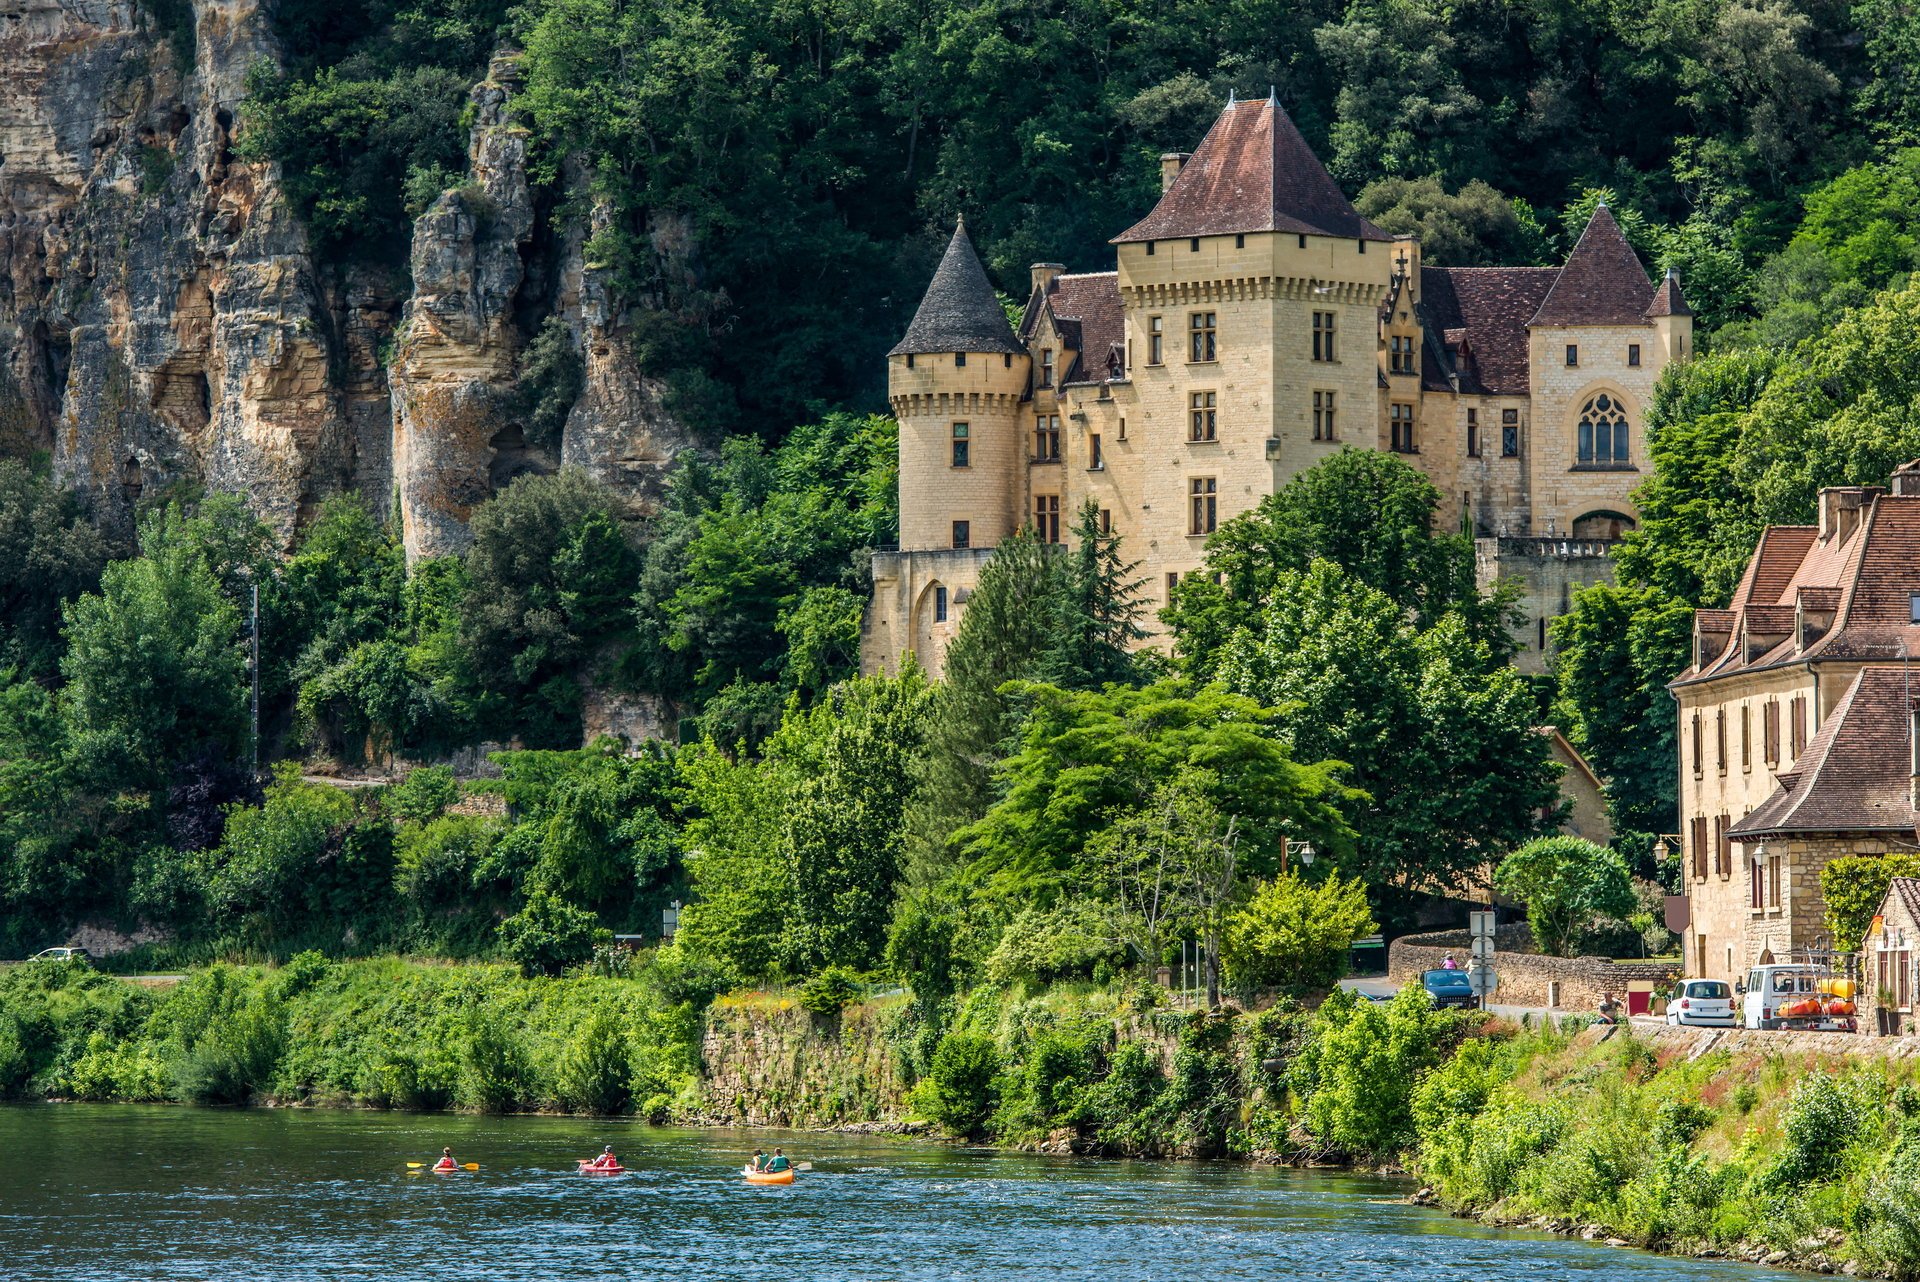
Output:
[
  {"xmin": 1389, "ymin": 924, "xmax": 1675, "ymax": 1010},
  {"xmin": 1591, "ymin": 1020, "xmax": 1920, "ymax": 1061}
]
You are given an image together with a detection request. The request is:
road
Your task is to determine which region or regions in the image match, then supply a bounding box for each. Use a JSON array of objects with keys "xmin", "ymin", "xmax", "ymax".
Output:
[{"xmin": 1339, "ymin": 974, "xmax": 1648, "ymax": 1025}]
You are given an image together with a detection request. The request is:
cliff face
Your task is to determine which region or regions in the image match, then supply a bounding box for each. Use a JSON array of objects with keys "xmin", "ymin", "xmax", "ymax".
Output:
[{"xmin": 0, "ymin": 1, "xmax": 691, "ymax": 552}]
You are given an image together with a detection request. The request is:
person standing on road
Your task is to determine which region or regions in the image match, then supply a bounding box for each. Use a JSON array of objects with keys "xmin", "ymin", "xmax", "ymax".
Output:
[{"xmin": 1442, "ymin": 952, "xmax": 1459, "ymax": 970}]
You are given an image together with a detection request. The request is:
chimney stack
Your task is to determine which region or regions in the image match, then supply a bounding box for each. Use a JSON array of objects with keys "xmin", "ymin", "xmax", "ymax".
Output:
[
  {"xmin": 1893, "ymin": 459, "xmax": 1920, "ymax": 498},
  {"xmin": 1159, "ymin": 152, "xmax": 1190, "ymax": 193},
  {"xmin": 1030, "ymin": 262, "xmax": 1065, "ymax": 295},
  {"xmin": 1818, "ymin": 486, "xmax": 1881, "ymax": 542}
]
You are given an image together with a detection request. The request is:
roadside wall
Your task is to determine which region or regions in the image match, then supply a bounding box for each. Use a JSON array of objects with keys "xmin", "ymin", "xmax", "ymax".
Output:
[
  {"xmin": 1390, "ymin": 924, "xmax": 1674, "ymax": 1010},
  {"xmin": 1589, "ymin": 1020, "xmax": 1920, "ymax": 1063}
]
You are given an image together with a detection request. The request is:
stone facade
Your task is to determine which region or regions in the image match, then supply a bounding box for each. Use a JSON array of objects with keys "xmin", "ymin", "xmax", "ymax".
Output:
[
  {"xmin": 1479, "ymin": 537, "xmax": 1619, "ymax": 673},
  {"xmin": 1674, "ymin": 472, "xmax": 1920, "ymax": 982},
  {"xmin": 865, "ymin": 95, "xmax": 1691, "ymax": 676}
]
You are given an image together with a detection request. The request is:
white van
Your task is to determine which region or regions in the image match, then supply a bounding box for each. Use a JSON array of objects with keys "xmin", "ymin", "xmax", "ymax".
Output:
[{"xmin": 1740, "ymin": 964, "xmax": 1857, "ymax": 1032}]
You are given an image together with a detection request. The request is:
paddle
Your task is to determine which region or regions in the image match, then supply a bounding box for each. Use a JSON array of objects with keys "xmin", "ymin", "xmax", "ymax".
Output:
[{"xmin": 406, "ymin": 1161, "xmax": 479, "ymax": 1170}]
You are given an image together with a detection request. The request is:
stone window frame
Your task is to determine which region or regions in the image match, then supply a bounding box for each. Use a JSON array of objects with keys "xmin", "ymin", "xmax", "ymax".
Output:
[
  {"xmin": 1039, "ymin": 348, "xmax": 1054, "ymax": 388},
  {"xmin": 1188, "ymin": 476, "xmax": 1218, "ymax": 536},
  {"xmin": 1033, "ymin": 493, "xmax": 1061, "ymax": 543},
  {"xmin": 1628, "ymin": 343, "xmax": 1642, "ymax": 367},
  {"xmin": 1574, "ymin": 388, "xmax": 1633, "ymax": 469},
  {"xmin": 1466, "ymin": 408, "xmax": 1480, "ymax": 457},
  {"xmin": 1188, "ymin": 311, "xmax": 1218, "ymax": 363},
  {"xmin": 950, "ymin": 421, "xmax": 970, "ymax": 469},
  {"xmin": 1188, "ymin": 390, "xmax": 1218, "ymax": 442},
  {"xmin": 1501, "ymin": 407, "xmax": 1520, "ymax": 458},
  {"xmin": 934, "ymin": 585, "xmax": 949, "ymax": 623},
  {"xmin": 1389, "ymin": 402, "xmax": 1416, "ymax": 453},
  {"xmin": 950, "ymin": 520, "xmax": 970, "ymax": 550},
  {"xmin": 1312, "ymin": 311, "xmax": 1337, "ymax": 362},
  {"xmin": 1147, "ymin": 317, "xmax": 1164, "ymax": 366},
  {"xmin": 1313, "ymin": 389, "xmax": 1337, "ymax": 442}
]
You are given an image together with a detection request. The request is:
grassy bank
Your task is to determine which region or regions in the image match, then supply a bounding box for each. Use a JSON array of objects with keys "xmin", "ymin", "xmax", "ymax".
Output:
[
  {"xmin": 1413, "ymin": 1024, "xmax": 1920, "ymax": 1277},
  {"xmin": 0, "ymin": 957, "xmax": 703, "ymax": 1117}
]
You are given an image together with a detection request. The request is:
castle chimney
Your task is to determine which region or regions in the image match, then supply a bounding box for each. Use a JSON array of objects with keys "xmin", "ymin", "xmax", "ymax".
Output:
[
  {"xmin": 1159, "ymin": 152, "xmax": 1190, "ymax": 192},
  {"xmin": 1818, "ymin": 486, "xmax": 1880, "ymax": 542},
  {"xmin": 1030, "ymin": 263, "xmax": 1065, "ymax": 295},
  {"xmin": 1893, "ymin": 459, "xmax": 1920, "ymax": 498}
]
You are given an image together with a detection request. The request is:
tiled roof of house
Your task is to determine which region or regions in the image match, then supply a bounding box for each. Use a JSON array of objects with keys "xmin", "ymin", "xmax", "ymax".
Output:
[
  {"xmin": 1022, "ymin": 272, "xmax": 1125, "ymax": 385},
  {"xmin": 1646, "ymin": 268, "xmax": 1692, "ymax": 318},
  {"xmin": 1890, "ymin": 877, "xmax": 1920, "ymax": 927},
  {"xmin": 1529, "ymin": 206, "xmax": 1657, "ymax": 327},
  {"xmin": 1730, "ymin": 666, "xmax": 1919, "ymax": 838},
  {"xmin": 1678, "ymin": 487, "xmax": 1920, "ymax": 685},
  {"xmin": 890, "ymin": 217, "xmax": 1026, "ymax": 357},
  {"xmin": 1418, "ymin": 266, "xmax": 1560, "ymax": 394},
  {"xmin": 1113, "ymin": 97, "xmax": 1390, "ymax": 244}
]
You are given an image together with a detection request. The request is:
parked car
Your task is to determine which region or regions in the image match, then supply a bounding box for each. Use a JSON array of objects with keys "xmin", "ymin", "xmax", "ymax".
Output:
[
  {"xmin": 1740, "ymin": 964, "xmax": 1857, "ymax": 1032},
  {"xmin": 1665, "ymin": 979, "xmax": 1737, "ymax": 1027},
  {"xmin": 29, "ymin": 946, "xmax": 92, "ymax": 964},
  {"xmin": 1421, "ymin": 967, "xmax": 1476, "ymax": 1009}
]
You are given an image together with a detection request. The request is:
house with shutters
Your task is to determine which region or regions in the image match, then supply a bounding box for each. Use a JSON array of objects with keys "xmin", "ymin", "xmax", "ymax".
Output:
[
  {"xmin": 864, "ymin": 91, "xmax": 1693, "ymax": 677},
  {"xmin": 1671, "ymin": 462, "xmax": 1920, "ymax": 982}
]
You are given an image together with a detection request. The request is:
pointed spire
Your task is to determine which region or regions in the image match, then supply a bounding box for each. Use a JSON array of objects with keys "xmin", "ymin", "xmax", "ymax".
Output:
[
  {"xmin": 1530, "ymin": 204, "xmax": 1656, "ymax": 326},
  {"xmin": 1646, "ymin": 266, "xmax": 1694, "ymax": 318},
  {"xmin": 889, "ymin": 217, "xmax": 1024, "ymax": 357},
  {"xmin": 1113, "ymin": 97, "xmax": 1387, "ymax": 244}
]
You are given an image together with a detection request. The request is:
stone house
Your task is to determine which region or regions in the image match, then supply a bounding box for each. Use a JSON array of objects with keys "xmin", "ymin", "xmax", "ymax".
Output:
[
  {"xmin": 864, "ymin": 92, "xmax": 1693, "ymax": 679},
  {"xmin": 1866, "ymin": 879, "xmax": 1920, "ymax": 1035},
  {"xmin": 1672, "ymin": 464, "xmax": 1920, "ymax": 982}
]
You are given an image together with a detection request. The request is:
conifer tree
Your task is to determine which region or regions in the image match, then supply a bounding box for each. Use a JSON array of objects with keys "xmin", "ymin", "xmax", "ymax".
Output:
[{"xmin": 1040, "ymin": 501, "xmax": 1146, "ymax": 691}]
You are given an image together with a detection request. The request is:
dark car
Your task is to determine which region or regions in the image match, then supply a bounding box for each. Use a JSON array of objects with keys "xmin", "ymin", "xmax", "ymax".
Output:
[{"xmin": 1421, "ymin": 968, "xmax": 1476, "ymax": 1009}]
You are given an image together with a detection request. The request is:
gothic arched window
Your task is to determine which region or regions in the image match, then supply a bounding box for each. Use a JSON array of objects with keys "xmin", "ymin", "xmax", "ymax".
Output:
[{"xmin": 1577, "ymin": 393, "xmax": 1629, "ymax": 465}]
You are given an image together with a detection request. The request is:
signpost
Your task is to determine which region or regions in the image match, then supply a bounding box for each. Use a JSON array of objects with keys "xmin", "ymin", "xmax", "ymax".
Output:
[{"xmin": 1468, "ymin": 911, "xmax": 1498, "ymax": 1005}]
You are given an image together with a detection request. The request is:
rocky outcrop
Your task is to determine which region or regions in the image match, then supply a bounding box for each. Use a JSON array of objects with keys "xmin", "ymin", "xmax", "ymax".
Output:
[
  {"xmin": 391, "ymin": 52, "xmax": 538, "ymax": 561},
  {"xmin": 0, "ymin": 3, "xmax": 692, "ymax": 556}
]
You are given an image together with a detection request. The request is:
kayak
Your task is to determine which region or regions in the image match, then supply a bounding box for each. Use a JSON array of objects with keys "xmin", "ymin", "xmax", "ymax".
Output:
[
  {"xmin": 743, "ymin": 1166, "xmax": 795, "ymax": 1185},
  {"xmin": 578, "ymin": 1160, "xmax": 628, "ymax": 1174}
]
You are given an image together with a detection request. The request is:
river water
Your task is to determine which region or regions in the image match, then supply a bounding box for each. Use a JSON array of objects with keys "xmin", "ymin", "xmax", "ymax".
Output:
[{"xmin": 0, "ymin": 1105, "xmax": 1803, "ymax": 1281}]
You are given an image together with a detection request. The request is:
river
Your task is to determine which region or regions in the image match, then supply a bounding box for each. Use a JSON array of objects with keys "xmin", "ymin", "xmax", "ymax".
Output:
[{"xmin": 0, "ymin": 1105, "xmax": 1803, "ymax": 1281}]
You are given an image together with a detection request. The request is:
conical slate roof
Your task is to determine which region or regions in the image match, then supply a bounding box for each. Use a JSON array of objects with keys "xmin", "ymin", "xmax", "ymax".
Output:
[
  {"xmin": 1529, "ymin": 205, "xmax": 1656, "ymax": 326},
  {"xmin": 1645, "ymin": 267, "xmax": 1693, "ymax": 318},
  {"xmin": 1113, "ymin": 95, "xmax": 1389, "ymax": 244},
  {"xmin": 890, "ymin": 217, "xmax": 1025, "ymax": 356}
]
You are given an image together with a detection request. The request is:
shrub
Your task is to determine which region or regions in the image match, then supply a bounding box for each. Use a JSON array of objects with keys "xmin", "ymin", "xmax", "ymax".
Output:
[
  {"xmin": 921, "ymin": 1033, "xmax": 1001, "ymax": 1140},
  {"xmin": 1222, "ymin": 871, "xmax": 1375, "ymax": 993},
  {"xmin": 164, "ymin": 968, "xmax": 287, "ymax": 1105},
  {"xmin": 798, "ymin": 965, "xmax": 863, "ymax": 1018},
  {"xmin": 1083, "ymin": 1040, "xmax": 1167, "ymax": 1154},
  {"xmin": 1294, "ymin": 985, "xmax": 1467, "ymax": 1159},
  {"xmin": 388, "ymin": 766, "xmax": 460, "ymax": 824},
  {"xmin": 498, "ymin": 889, "xmax": 604, "ymax": 976},
  {"xmin": 458, "ymin": 1009, "xmax": 530, "ymax": 1113},
  {"xmin": 1768, "ymin": 1072, "xmax": 1862, "ymax": 1186},
  {"xmin": 553, "ymin": 1010, "xmax": 633, "ymax": 1115},
  {"xmin": 1493, "ymin": 836, "xmax": 1635, "ymax": 957}
]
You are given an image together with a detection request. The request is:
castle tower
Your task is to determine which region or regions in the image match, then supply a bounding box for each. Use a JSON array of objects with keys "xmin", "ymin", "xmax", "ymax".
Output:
[
  {"xmin": 864, "ymin": 218, "xmax": 1029, "ymax": 677},
  {"xmin": 887, "ymin": 216, "xmax": 1030, "ymax": 553}
]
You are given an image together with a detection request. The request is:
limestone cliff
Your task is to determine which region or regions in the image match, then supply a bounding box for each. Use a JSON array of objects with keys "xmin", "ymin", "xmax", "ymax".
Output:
[{"xmin": 0, "ymin": 1, "xmax": 692, "ymax": 554}]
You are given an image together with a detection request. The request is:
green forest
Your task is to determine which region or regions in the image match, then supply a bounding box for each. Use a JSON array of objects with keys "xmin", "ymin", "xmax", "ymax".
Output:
[{"xmin": 9, "ymin": 0, "xmax": 1920, "ymax": 1010}]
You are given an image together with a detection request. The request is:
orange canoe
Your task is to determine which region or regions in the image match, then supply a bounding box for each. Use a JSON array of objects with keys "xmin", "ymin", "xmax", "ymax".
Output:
[{"xmin": 743, "ymin": 1167, "xmax": 795, "ymax": 1185}]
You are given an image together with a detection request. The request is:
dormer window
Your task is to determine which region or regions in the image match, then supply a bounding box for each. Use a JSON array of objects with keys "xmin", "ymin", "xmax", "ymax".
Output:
[
  {"xmin": 1911, "ymin": 593, "xmax": 1920, "ymax": 624},
  {"xmin": 1040, "ymin": 349, "xmax": 1053, "ymax": 388}
]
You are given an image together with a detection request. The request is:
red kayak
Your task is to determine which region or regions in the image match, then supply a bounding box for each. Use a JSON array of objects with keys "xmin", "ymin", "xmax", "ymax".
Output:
[{"xmin": 578, "ymin": 1159, "xmax": 628, "ymax": 1174}]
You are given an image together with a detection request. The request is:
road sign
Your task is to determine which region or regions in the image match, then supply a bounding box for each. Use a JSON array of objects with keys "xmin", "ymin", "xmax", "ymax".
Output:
[
  {"xmin": 1469, "ymin": 910, "xmax": 1497, "ymax": 939},
  {"xmin": 1467, "ymin": 963, "xmax": 1499, "ymax": 998},
  {"xmin": 1470, "ymin": 934, "xmax": 1495, "ymax": 963}
]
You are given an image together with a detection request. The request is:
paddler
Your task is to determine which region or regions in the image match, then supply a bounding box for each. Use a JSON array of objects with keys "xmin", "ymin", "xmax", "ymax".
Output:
[
  {"xmin": 748, "ymin": 1147, "xmax": 767, "ymax": 1172},
  {"xmin": 593, "ymin": 1145, "xmax": 619, "ymax": 1169},
  {"xmin": 434, "ymin": 1147, "xmax": 459, "ymax": 1172},
  {"xmin": 764, "ymin": 1148, "xmax": 791, "ymax": 1174}
]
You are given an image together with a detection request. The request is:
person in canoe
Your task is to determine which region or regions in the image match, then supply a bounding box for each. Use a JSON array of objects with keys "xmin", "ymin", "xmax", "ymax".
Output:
[
  {"xmin": 591, "ymin": 1145, "xmax": 620, "ymax": 1170},
  {"xmin": 747, "ymin": 1147, "xmax": 767, "ymax": 1173},
  {"xmin": 764, "ymin": 1148, "xmax": 791, "ymax": 1174},
  {"xmin": 434, "ymin": 1147, "xmax": 459, "ymax": 1173}
]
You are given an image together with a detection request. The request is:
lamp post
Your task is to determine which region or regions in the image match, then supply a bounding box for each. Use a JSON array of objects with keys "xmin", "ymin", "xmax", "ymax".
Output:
[{"xmin": 1281, "ymin": 837, "xmax": 1316, "ymax": 876}]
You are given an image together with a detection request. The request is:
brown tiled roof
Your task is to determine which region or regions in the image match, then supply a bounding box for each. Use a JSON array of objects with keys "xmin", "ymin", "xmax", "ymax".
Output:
[
  {"xmin": 890, "ymin": 217, "xmax": 1025, "ymax": 357},
  {"xmin": 1418, "ymin": 267, "xmax": 1559, "ymax": 395},
  {"xmin": 1646, "ymin": 268, "xmax": 1692, "ymax": 318},
  {"xmin": 1049, "ymin": 273, "xmax": 1124, "ymax": 385},
  {"xmin": 1730, "ymin": 667, "xmax": 1919, "ymax": 838},
  {"xmin": 1113, "ymin": 97, "xmax": 1389, "ymax": 244},
  {"xmin": 1677, "ymin": 487, "xmax": 1920, "ymax": 686},
  {"xmin": 1529, "ymin": 206, "xmax": 1657, "ymax": 327}
]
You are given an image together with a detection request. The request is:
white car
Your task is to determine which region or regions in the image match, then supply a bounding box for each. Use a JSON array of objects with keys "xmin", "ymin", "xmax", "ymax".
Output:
[{"xmin": 1666, "ymin": 979, "xmax": 1738, "ymax": 1027}]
